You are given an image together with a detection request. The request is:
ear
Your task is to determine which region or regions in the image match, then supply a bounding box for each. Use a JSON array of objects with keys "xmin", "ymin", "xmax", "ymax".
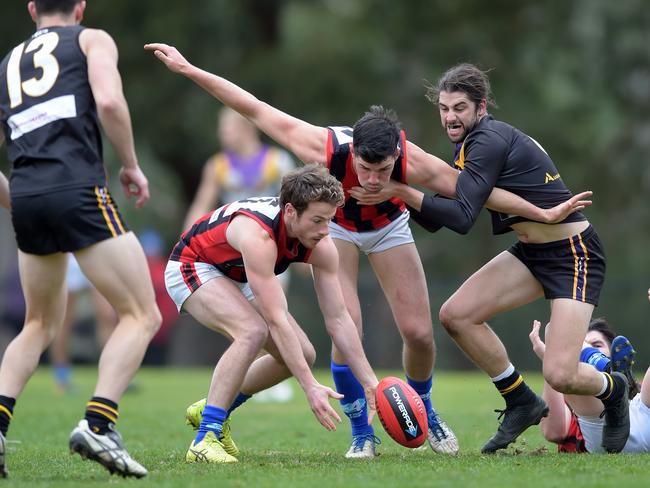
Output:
[
  {"xmin": 27, "ymin": 1, "xmax": 38, "ymax": 23},
  {"xmin": 478, "ymin": 99, "xmax": 488, "ymax": 116},
  {"xmin": 284, "ymin": 202, "xmax": 296, "ymax": 217},
  {"xmin": 393, "ymin": 148, "xmax": 400, "ymax": 159},
  {"xmin": 75, "ymin": 1, "xmax": 87, "ymax": 23}
]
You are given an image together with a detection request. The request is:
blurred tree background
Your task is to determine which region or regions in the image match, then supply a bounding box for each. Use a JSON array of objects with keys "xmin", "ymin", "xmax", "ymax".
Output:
[{"xmin": 1, "ymin": 0, "xmax": 648, "ymax": 371}]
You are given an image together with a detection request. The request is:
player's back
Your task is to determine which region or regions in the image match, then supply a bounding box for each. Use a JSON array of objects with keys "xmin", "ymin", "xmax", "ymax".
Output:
[{"xmin": 0, "ymin": 25, "xmax": 105, "ymax": 196}]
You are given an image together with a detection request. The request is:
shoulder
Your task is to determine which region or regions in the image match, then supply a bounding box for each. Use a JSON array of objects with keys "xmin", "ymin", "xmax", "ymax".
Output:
[
  {"xmin": 78, "ymin": 28, "xmax": 117, "ymax": 56},
  {"xmin": 307, "ymin": 237, "xmax": 337, "ymax": 270}
]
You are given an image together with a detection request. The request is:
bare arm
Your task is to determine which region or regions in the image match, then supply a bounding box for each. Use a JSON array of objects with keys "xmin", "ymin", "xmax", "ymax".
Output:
[
  {"xmin": 183, "ymin": 160, "xmax": 220, "ymax": 230},
  {"xmin": 81, "ymin": 29, "xmax": 149, "ymax": 208},
  {"xmin": 309, "ymin": 238, "xmax": 378, "ymax": 419},
  {"xmin": 405, "ymin": 140, "xmax": 592, "ymax": 223},
  {"xmin": 144, "ymin": 43, "xmax": 328, "ymax": 165},
  {"xmin": 228, "ymin": 216, "xmax": 343, "ymax": 430}
]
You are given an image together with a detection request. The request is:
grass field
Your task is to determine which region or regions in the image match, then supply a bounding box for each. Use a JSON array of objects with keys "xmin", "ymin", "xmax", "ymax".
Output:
[{"xmin": 5, "ymin": 367, "xmax": 648, "ymax": 487}]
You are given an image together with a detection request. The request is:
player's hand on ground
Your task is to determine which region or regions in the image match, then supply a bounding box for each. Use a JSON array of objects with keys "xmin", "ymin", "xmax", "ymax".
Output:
[
  {"xmin": 542, "ymin": 190, "xmax": 593, "ymax": 223},
  {"xmin": 528, "ymin": 320, "xmax": 546, "ymax": 360},
  {"xmin": 119, "ymin": 166, "xmax": 150, "ymax": 208},
  {"xmin": 348, "ymin": 181, "xmax": 398, "ymax": 205},
  {"xmin": 144, "ymin": 43, "xmax": 190, "ymax": 73},
  {"xmin": 305, "ymin": 383, "xmax": 343, "ymax": 431}
]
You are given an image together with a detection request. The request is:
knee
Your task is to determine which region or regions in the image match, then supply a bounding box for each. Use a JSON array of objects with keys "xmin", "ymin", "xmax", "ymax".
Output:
[
  {"xmin": 23, "ymin": 319, "xmax": 60, "ymax": 349},
  {"xmin": 543, "ymin": 367, "xmax": 577, "ymax": 393},
  {"xmin": 238, "ymin": 321, "xmax": 269, "ymax": 354},
  {"xmin": 140, "ymin": 305, "xmax": 162, "ymax": 339},
  {"xmin": 401, "ymin": 323, "xmax": 433, "ymax": 351},
  {"xmin": 439, "ymin": 300, "xmax": 468, "ymax": 337}
]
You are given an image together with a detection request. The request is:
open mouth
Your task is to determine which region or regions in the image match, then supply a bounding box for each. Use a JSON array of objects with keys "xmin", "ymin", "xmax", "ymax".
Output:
[{"xmin": 447, "ymin": 123, "xmax": 464, "ymax": 139}]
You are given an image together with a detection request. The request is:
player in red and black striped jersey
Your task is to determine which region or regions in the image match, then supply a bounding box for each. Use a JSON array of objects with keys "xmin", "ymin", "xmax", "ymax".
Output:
[
  {"xmin": 165, "ymin": 165, "xmax": 379, "ymax": 463},
  {"xmin": 0, "ymin": 1, "xmax": 159, "ymax": 478},
  {"xmin": 170, "ymin": 196, "xmax": 313, "ymax": 286},
  {"xmin": 145, "ymin": 42, "xmax": 589, "ymax": 458}
]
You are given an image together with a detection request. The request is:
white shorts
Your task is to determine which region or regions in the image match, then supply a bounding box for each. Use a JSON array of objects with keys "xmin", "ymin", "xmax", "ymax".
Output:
[
  {"xmin": 328, "ymin": 210, "xmax": 413, "ymax": 255},
  {"xmin": 164, "ymin": 260, "xmax": 254, "ymax": 311},
  {"xmin": 578, "ymin": 394, "xmax": 650, "ymax": 453}
]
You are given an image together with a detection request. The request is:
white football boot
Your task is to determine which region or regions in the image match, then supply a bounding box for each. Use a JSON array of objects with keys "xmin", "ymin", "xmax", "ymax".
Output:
[{"xmin": 345, "ymin": 433, "xmax": 381, "ymax": 459}]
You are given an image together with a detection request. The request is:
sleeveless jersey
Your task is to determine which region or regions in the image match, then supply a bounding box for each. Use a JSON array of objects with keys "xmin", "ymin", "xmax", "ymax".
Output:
[
  {"xmin": 557, "ymin": 410, "xmax": 587, "ymax": 453},
  {"xmin": 326, "ymin": 126, "xmax": 407, "ymax": 232},
  {"xmin": 169, "ymin": 197, "xmax": 312, "ymax": 282},
  {"xmin": 453, "ymin": 115, "xmax": 585, "ymax": 234},
  {"xmin": 0, "ymin": 25, "xmax": 105, "ymax": 196},
  {"xmin": 209, "ymin": 145, "xmax": 295, "ymax": 204}
]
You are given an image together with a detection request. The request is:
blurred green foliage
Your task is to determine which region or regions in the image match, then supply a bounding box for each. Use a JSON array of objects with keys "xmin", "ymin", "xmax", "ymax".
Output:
[{"xmin": 1, "ymin": 1, "xmax": 648, "ymax": 370}]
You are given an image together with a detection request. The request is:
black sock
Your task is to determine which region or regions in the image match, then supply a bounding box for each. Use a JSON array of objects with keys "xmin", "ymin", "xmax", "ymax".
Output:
[
  {"xmin": 493, "ymin": 369, "xmax": 537, "ymax": 407},
  {"xmin": 0, "ymin": 396, "xmax": 16, "ymax": 437},
  {"xmin": 85, "ymin": 396, "xmax": 118, "ymax": 435}
]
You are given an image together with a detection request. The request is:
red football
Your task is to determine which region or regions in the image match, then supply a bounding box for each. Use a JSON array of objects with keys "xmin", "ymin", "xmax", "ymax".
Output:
[{"xmin": 375, "ymin": 376, "xmax": 428, "ymax": 448}]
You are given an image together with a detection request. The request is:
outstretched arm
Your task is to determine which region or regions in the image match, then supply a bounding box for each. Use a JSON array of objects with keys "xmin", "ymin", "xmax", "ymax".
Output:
[
  {"xmin": 144, "ymin": 43, "xmax": 328, "ymax": 165},
  {"xmin": 229, "ymin": 216, "xmax": 343, "ymax": 431},
  {"xmin": 310, "ymin": 238, "xmax": 379, "ymax": 421},
  {"xmin": 406, "ymin": 140, "xmax": 592, "ymax": 224}
]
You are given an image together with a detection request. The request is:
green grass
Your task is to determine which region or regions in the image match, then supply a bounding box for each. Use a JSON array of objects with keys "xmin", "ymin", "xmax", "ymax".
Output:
[{"xmin": 5, "ymin": 368, "xmax": 648, "ymax": 487}]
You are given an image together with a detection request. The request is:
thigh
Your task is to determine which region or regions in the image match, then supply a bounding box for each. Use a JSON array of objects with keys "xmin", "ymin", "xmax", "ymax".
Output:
[
  {"xmin": 74, "ymin": 232, "xmax": 155, "ymax": 316},
  {"xmin": 332, "ymin": 238, "xmax": 362, "ymax": 330},
  {"xmin": 543, "ymin": 299, "xmax": 594, "ymax": 371},
  {"xmin": 18, "ymin": 250, "xmax": 68, "ymax": 325},
  {"xmin": 185, "ymin": 275, "xmax": 265, "ymax": 339},
  {"xmin": 444, "ymin": 250, "xmax": 544, "ymax": 323},
  {"xmin": 368, "ymin": 243, "xmax": 431, "ymax": 327}
]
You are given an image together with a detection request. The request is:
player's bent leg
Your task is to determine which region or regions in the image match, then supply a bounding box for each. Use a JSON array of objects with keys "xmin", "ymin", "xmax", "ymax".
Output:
[
  {"xmin": 439, "ymin": 252, "xmax": 547, "ymax": 453},
  {"xmin": 75, "ymin": 233, "xmax": 161, "ymax": 400},
  {"xmin": 370, "ymin": 245, "xmax": 459, "ymax": 455}
]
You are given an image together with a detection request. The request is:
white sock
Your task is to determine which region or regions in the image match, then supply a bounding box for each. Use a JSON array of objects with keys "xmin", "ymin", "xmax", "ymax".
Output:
[
  {"xmin": 491, "ymin": 363, "xmax": 515, "ymax": 383},
  {"xmin": 596, "ymin": 372, "xmax": 610, "ymax": 397}
]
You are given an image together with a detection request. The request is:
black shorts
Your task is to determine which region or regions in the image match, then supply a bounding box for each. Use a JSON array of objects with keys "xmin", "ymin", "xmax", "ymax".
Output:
[
  {"xmin": 11, "ymin": 185, "xmax": 129, "ymax": 255},
  {"xmin": 507, "ymin": 225, "xmax": 605, "ymax": 305}
]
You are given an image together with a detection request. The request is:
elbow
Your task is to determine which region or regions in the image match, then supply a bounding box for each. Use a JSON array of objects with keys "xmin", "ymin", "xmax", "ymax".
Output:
[
  {"xmin": 450, "ymin": 217, "xmax": 473, "ymax": 235},
  {"xmin": 95, "ymin": 95, "xmax": 123, "ymax": 117}
]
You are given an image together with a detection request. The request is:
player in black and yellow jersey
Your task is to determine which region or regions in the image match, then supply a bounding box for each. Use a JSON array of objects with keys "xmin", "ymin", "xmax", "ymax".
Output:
[
  {"xmin": 0, "ymin": 0, "xmax": 160, "ymax": 478},
  {"xmin": 352, "ymin": 63, "xmax": 629, "ymax": 455}
]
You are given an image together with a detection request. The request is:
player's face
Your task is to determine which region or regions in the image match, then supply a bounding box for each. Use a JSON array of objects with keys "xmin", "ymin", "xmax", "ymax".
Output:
[
  {"xmin": 353, "ymin": 155, "xmax": 396, "ymax": 193},
  {"xmin": 585, "ymin": 330, "xmax": 611, "ymax": 356},
  {"xmin": 438, "ymin": 91, "xmax": 486, "ymax": 143},
  {"xmin": 286, "ymin": 201, "xmax": 337, "ymax": 248}
]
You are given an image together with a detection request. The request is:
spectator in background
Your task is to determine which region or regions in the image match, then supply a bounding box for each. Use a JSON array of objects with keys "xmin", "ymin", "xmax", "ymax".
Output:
[{"xmin": 183, "ymin": 107, "xmax": 296, "ymax": 229}]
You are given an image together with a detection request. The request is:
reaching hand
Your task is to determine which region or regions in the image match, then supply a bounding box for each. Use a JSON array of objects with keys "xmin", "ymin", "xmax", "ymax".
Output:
[
  {"xmin": 144, "ymin": 43, "xmax": 191, "ymax": 74},
  {"xmin": 119, "ymin": 166, "xmax": 150, "ymax": 208},
  {"xmin": 305, "ymin": 382, "xmax": 343, "ymax": 431},
  {"xmin": 348, "ymin": 180, "xmax": 399, "ymax": 206},
  {"xmin": 364, "ymin": 384, "xmax": 377, "ymax": 425},
  {"xmin": 542, "ymin": 190, "xmax": 593, "ymax": 224},
  {"xmin": 528, "ymin": 320, "xmax": 547, "ymax": 361}
]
